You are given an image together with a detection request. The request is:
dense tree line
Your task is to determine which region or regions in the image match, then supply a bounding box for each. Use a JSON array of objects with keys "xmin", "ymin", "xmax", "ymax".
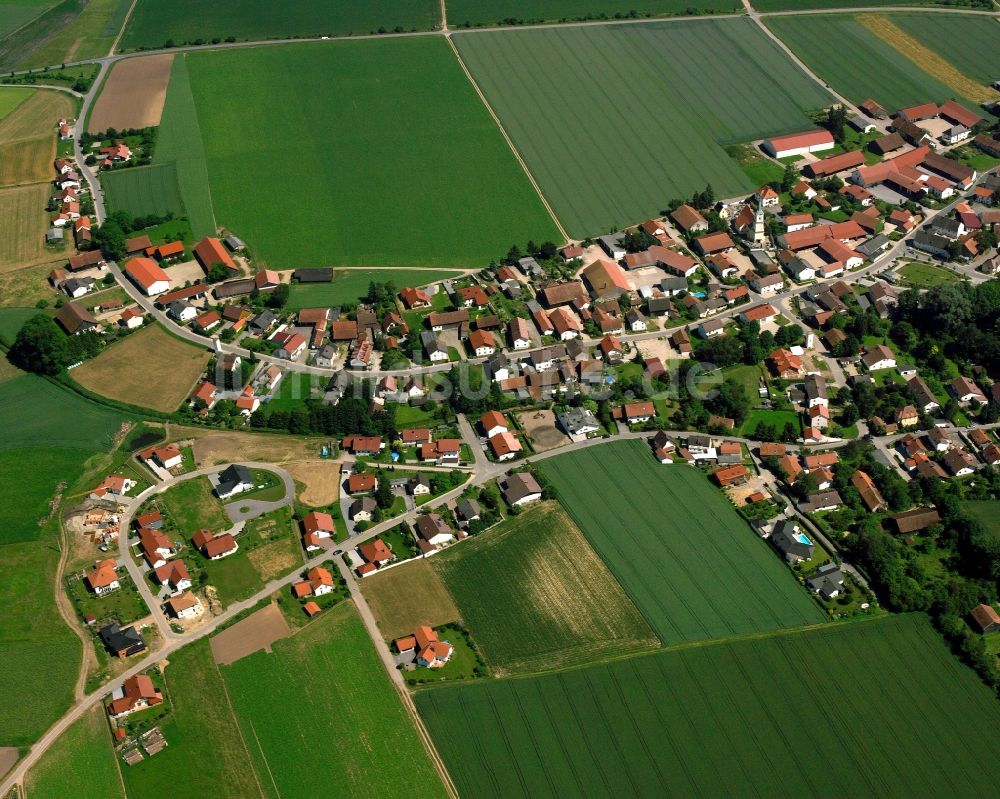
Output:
[
  {"xmin": 249, "ymin": 394, "xmax": 397, "ymax": 440},
  {"xmin": 7, "ymin": 314, "xmax": 101, "ymax": 375}
]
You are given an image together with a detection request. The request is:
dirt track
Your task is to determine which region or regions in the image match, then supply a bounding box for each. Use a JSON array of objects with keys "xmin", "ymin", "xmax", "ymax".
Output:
[{"xmin": 88, "ymin": 53, "xmax": 174, "ymax": 132}]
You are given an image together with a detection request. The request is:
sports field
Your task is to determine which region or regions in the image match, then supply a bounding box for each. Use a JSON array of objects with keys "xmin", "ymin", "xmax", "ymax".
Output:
[
  {"xmin": 455, "ymin": 18, "xmax": 832, "ymax": 237},
  {"xmin": 287, "ymin": 268, "xmax": 466, "ymax": 310},
  {"xmin": 24, "ymin": 705, "xmax": 123, "ymax": 799},
  {"xmin": 221, "ymin": 603, "xmax": 447, "ymax": 797},
  {"xmin": 172, "ymin": 39, "xmax": 560, "ymax": 267},
  {"xmin": 71, "ymin": 323, "xmax": 211, "ymax": 413},
  {"xmin": 884, "ymin": 12, "xmax": 1000, "ymax": 87},
  {"xmin": 447, "ymin": 0, "xmax": 739, "ymax": 26},
  {"xmin": 121, "ymin": 0, "xmax": 439, "ymax": 50},
  {"xmin": 536, "ymin": 439, "xmax": 824, "ymax": 643},
  {"xmin": 765, "ymin": 14, "xmax": 983, "ymax": 111},
  {"xmin": 417, "ymin": 614, "xmax": 1000, "ymax": 799},
  {"xmin": 102, "ymin": 162, "xmax": 186, "ymax": 221},
  {"xmin": 121, "ymin": 640, "xmax": 262, "ymax": 799},
  {"xmin": 362, "ymin": 558, "xmax": 461, "ymax": 641},
  {"xmin": 433, "ymin": 501, "xmax": 659, "ymax": 674}
]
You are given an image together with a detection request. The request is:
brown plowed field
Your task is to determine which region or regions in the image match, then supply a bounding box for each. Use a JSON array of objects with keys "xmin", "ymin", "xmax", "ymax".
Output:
[
  {"xmin": 209, "ymin": 602, "xmax": 291, "ymax": 665},
  {"xmin": 88, "ymin": 53, "xmax": 174, "ymax": 132}
]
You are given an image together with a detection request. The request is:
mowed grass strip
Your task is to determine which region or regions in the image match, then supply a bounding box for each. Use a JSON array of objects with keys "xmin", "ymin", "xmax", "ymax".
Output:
[
  {"xmin": 362, "ymin": 557, "xmax": 461, "ymax": 641},
  {"xmin": 155, "ymin": 54, "xmax": 216, "ymax": 237},
  {"xmin": 24, "ymin": 704, "xmax": 124, "ymax": 799},
  {"xmin": 447, "ymin": 0, "xmax": 739, "ymax": 26},
  {"xmin": 180, "ymin": 38, "xmax": 560, "ymax": 268},
  {"xmin": 433, "ymin": 501, "xmax": 659, "ymax": 675},
  {"xmin": 416, "ymin": 615, "xmax": 1000, "ymax": 799},
  {"xmin": 0, "ymin": 183, "xmax": 52, "ymax": 270},
  {"xmin": 121, "ymin": 0, "xmax": 440, "ymax": 50},
  {"xmin": 856, "ymin": 14, "xmax": 998, "ymax": 105},
  {"xmin": 158, "ymin": 476, "xmax": 230, "ymax": 532},
  {"xmin": 102, "ymin": 162, "xmax": 185, "ymax": 219},
  {"xmin": 121, "ymin": 639, "xmax": 263, "ymax": 799},
  {"xmin": 221, "ymin": 602, "xmax": 447, "ymax": 798},
  {"xmin": 765, "ymin": 14, "xmax": 981, "ymax": 111},
  {"xmin": 286, "ymin": 268, "xmax": 466, "ymax": 310},
  {"xmin": 454, "ymin": 18, "xmax": 832, "ymax": 238},
  {"xmin": 71, "ymin": 323, "xmax": 211, "ymax": 413},
  {"xmin": 537, "ymin": 439, "xmax": 824, "ymax": 644},
  {"xmin": 885, "ymin": 12, "xmax": 1000, "ymax": 88}
]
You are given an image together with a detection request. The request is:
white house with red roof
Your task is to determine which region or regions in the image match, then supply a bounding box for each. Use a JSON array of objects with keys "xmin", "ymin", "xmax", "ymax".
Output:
[
  {"xmin": 89, "ymin": 474, "xmax": 136, "ymax": 502},
  {"xmin": 124, "ymin": 257, "xmax": 170, "ymax": 296},
  {"xmin": 764, "ymin": 129, "xmax": 834, "ymax": 159},
  {"xmin": 393, "ymin": 625, "xmax": 454, "ymax": 669}
]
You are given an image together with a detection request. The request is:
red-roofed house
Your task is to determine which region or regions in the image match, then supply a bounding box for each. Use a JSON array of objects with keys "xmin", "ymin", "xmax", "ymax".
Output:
[
  {"xmin": 764, "ymin": 129, "xmax": 834, "ymax": 159},
  {"xmin": 193, "ymin": 236, "xmax": 237, "ymax": 273},
  {"xmin": 489, "ymin": 431, "xmax": 522, "ymax": 460},
  {"xmin": 124, "ymin": 257, "xmax": 170, "ymax": 296},
  {"xmin": 107, "ymin": 675, "xmax": 162, "ymax": 719},
  {"xmin": 400, "ymin": 286, "xmax": 431, "ymax": 308}
]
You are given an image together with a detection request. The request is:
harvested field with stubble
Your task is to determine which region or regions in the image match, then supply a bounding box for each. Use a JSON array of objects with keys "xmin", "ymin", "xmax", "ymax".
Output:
[
  {"xmin": 209, "ymin": 602, "xmax": 290, "ymax": 665},
  {"xmin": 537, "ymin": 439, "xmax": 825, "ymax": 644},
  {"xmin": 71, "ymin": 324, "xmax": 210, "ymax": 412},
  {"xmin": 88, "ymin": 53, "xmax": 173, "ymax": 132},
  {"xmin": 0, "ymin": 137, "xmax": 54, "ymax": 186},
  {"xmin": 0, "ymin": 89, "xmax": 73, "ymax": 143},
  {"xmin": 285, "ymin": 459, "xmax": 341, "ymax": 506},
  {"xmin": 361, "ymin": 559, "xmax": 461, "ymax": 641},
  {"xmin": 186, "ymin": 428, "xmax": 324, "ymax": 467},
  {"xmin": 416, "ymin": 615, "xmax": 1000, "ymax": 799},
  {"xmin": 433, "ymin": 502, "xmax": 659, "ymax": 675},
  {"xmin": 885, "ymin": 12, "xmax": 1000, "ymax": 88},
  {"xmin": 856, "ymin": 14, "xmax": 998, "ymax": 105},
  {"xmin": 0, "ymin": 184, "xmax": 51, "ymax": 270}
]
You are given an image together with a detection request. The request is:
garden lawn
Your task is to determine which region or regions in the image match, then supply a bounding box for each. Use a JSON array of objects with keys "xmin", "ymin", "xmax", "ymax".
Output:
[
  {"xmin": 121, "ymin": 0, "xmax": 440, "ymax": 50},
  {"xmin": 121, "ymin": 640, "xmax": 261, "ymax": 799},
  {"xmin": 24, "ymin": 705, "xmax": 124, "ymax": 799},
  {"xmin": 960, "ymin": 500, "xmax": 1000, "ymax": 539},
  {"xmin": 102, "ymin": 162, "xmax": 186, "ymax": 219},
  {"xmin": 537, "ymin": 439, "xmax": 825, "ymax": 644},
  {"xmin": 454, "ymin": 17, "xmax": 832, "ymax": 237},
  {"xmin": 158, "ymin": 476, "xmax": 230, "ymax": 531},
  {"xmin": 433, "ymin": 501, "xmax": 659, "ymax": 675},
  {"xmin": 765, "ymin": 14, "xmax": 984, "ymax": 111},
  {"xmin": 173, "ymin": 38, "xmax": 559, "ymax": 268},
  {"xmin": 447, "ymin": 0, "xmax": 739, "ymax": 26},
  {"xmin": 897, "ymin": 261, "xmax": 959, "ymax": 288},
  {"xmin": 221, "ymin": 602, "xmax": 447, "ymax": 798},
  {"xmin": 287, "ymin": 268, "xmax": 467, "ymax": 310},
  {"xmin": 416, "ymin": 614, "xmax": 1000, "ymax": 799}
]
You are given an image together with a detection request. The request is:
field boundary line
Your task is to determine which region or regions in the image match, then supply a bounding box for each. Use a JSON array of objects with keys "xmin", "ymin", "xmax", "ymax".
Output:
[
  {"xmin": 110, "ymin": 0, "xmax": 140, "ymax": 56},
  {"xmin": 445, "ymin": 34, "xmax": 570, "ymax": 244},
  {"xmin": 212, "ymin": 656, "xmax": 269, "ymax": 799}
]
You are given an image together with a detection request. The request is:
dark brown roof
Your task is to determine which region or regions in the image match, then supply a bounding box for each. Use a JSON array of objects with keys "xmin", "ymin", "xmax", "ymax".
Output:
[{"xmin": 890, "ymin": 508, "xmax": 941, "ymax": 535}]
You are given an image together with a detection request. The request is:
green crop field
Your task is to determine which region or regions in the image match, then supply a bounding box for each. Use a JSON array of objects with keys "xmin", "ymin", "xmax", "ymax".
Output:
[
  {"xmin": 102, "ymin": 163, "xmax": 186, "ymax": 219},
  {"xmin": 447, "ymin": 0, "xmax": 739, "ymax": 27},
  {"xmin": 221, "ymin": 603, "xmax": 447, "ymax": 798},
  {"xmin": 155, "ymin": 55, "xmax": 216, "ymax": 238},
  {"xmin": 0, "ymin": 86, "xmax": 31, "ymax": 120},
  {"xmin": 6, "ymin": 0, "xmax": 131, "ymax": 70},
  {"xmin": 121, "ymin": 0, "xmax": 440, "ymax": 50},
  {"xmin": 0, "ymin": 447, "xmax": 93, "ymax": 544},
  {"xmin": 417, "ymin": 615, "xmax": 1000, "ymax": 798},
  {"xmin": 0, "ymin": 1, "xmax": 58, "ymax": 40},
  {"xmin": 455, "ymin": 18, "xmax": 832, "ymax": 238},
  {"xmin": 122, "ymin": 640, "xmax": 262, "ymax": 798},
  {"xmin": 433, "ymin": 501, "xmax": 658, "ymax": 675},
  {"xmin": 536, "ymin": 439, "xmax": 824, "ymax": 643},
  {"xmin": 765, "ymin": 14, "xmax": 978, "ymax": 111},
  {"xmin": 886, "ymin": 12, "xmax": 1000, "ymax": 86},
  {"xmin": 287, "ymin": 268, "xmax": 466, "ymax": 310},
  {"xmin": 166, "ymin": 38, "xmax": 560, "ymax": 268},
  {"xmin": 24, "ymin": 705, "xmax": 124, "ymax": 799},
  {"xmin": 753, "ymin": 0, "xmax": 957, "ymax": 8}
]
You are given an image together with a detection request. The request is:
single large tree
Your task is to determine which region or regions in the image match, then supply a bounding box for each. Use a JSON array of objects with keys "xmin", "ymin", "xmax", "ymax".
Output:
[{"xmin": 8, "ymin": 314, "xmax": 68, "ymax": 375}]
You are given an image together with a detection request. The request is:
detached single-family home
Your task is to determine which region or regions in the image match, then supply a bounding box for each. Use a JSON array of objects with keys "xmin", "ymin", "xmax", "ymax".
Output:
[
  {"xmin": 86, "ymin": 559, "xmax": 120, "ymax": 596},
  {"xmin": 500, "ymin": 472, "xmax": 542, "ymax": 507},
  {"xmin": 192, "ymin": 530, "xmax": 239, "ymax": 560},
  {"xmin": 107, "ymin": 675, "xmax": 162, "ymax": 719},
  {"xmin": 154, "ymin": 560, "xmax": 191, "ymax": 594},
  {"xmin": 861, "ymin": 344, "xmax": 896, "ymax": 372},
  {"xmin": 165, "ymin": 591, "xmax": 203, "ymax": 619},
  {"xmin": 215, "ymin": 463, "xmax": 254, "ymax": 498},
  {"xmin": 124, "ymin": 257, "xmax": 170, "ymax": 296}
]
